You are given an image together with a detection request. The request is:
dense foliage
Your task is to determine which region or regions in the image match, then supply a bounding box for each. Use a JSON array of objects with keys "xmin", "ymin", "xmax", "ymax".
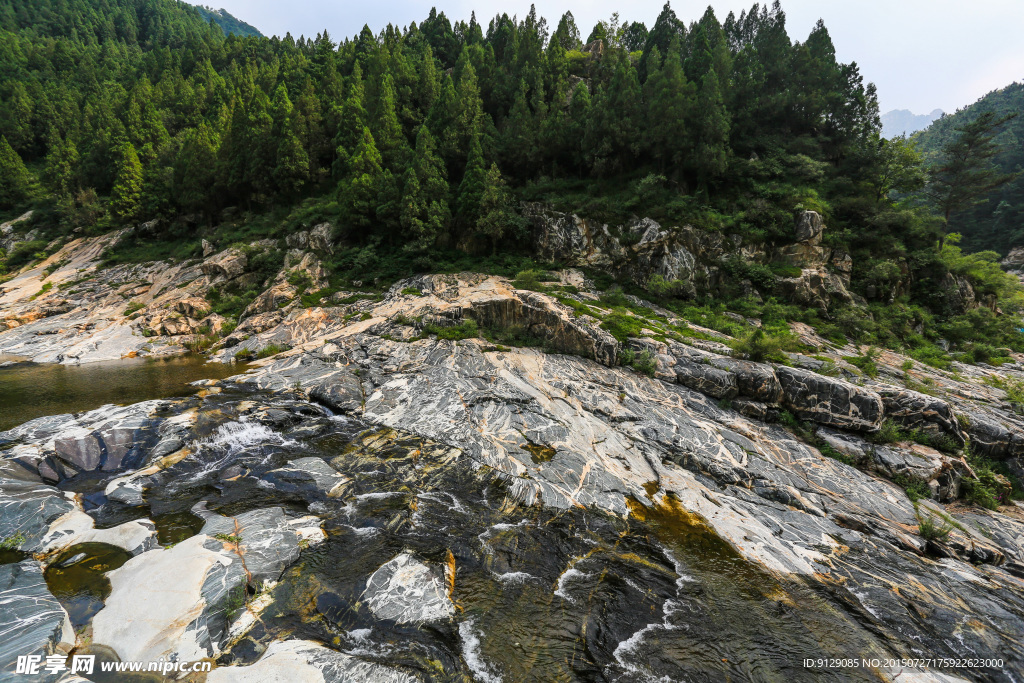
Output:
[
  {"xmin": 1, "ymin": 0, "xmax": 1023, "ymax": 363},
  {"xmin": 914, "ymin": 82, "xmax": 1024, "ymax": 255}
]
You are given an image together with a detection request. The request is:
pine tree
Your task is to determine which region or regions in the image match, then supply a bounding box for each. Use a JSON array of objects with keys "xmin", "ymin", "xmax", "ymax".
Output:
[
  {"xmin": 1, "ymin": 83, "xmax": 33, "ymax": 153},
  {"xmin": 927, "ymin": 112, "xmax": 1019, "ymax": 226},
  {"xmin": 477, "ymin": 163, "xmax": 523, "ymax": 254},
  {"xmin": 110, "ymin": 142, "xmax": 143, "ymax": 221},
  {"xmin": 338, "ymin": 127, "xmax": 384, "ymax": 233},
  {"xmin": 457, "ymin": 136, "xmax": 487, "ymax": 225},
  {"xmin": 371, "ymin": 72, "xmax": 408, "ymax": 169},
  {"xmin": 174, "ymin": 123, "xmax": 220, "ymax": 218},
  {"xmin": 0, "ymin": 135, "xmax": 32, "ymax": 209},
  {"xmin": 332, "ymin": 63, "xmax": 367, "ymax": 180},
  {"xmin": 551, "ymin": 12, "xmax": 581, "ymax": 51},
  {"xmin": 43, "ymin": 132, "xmax": 79, "ymax": 198},
  {"xmin": 645, "ymin": 42, "xmax": 695, "ymax": 171},
  {"xmin": 639, "ymin": 2, "xmax": 685, "ymax": 80},
  {"xmin": 453, "ymin": 54, "xmax": 485, "ymax": 155},
  {"xmin": 400, "ymin": 126, "xmax": 450, "ymax": 251},
  {"xmin": 501, "ymin": 80, "xmax": 535, "ymax": 177},
  {"xmin": 270, "ymin": 84, "xmax": 310, "ymax": 199}
]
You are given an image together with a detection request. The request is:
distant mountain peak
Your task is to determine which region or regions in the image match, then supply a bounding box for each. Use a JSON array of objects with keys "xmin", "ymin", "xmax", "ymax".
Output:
[
  {"xmin": 881, "ymin": 108, "xmax": 944, "ymax": 139},
  {"xmin": 192, "ymin": 4, "xmax": 263, "ymax": 38}
]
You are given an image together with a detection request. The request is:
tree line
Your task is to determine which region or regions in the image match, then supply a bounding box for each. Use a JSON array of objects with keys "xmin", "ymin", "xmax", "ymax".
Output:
[{"xmin": 0, "ymin": 0, "xmax": 886, "ymax": 254}]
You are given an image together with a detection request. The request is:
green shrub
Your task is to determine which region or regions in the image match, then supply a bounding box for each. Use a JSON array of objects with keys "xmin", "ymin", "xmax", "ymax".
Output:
[
  {"xmin": 423, "ymin": 319, "xmax": 479, "ymax": 341},
  {"xmin": 843, "ymin": 347, "xmax": 879, "ymax": 378},
  {"xmin": 124, "ymin": 301, "xmax": 145, "ymax": 316},
  {"xmin": 483, "ymin": 323, "xmax": 546, "ymax": 349},
  {"xmin": 0, "ymin": 531, "xmax": 26, "ymax": 550},
  {"xmin": 512, "ymin": 270, "xmax": 549, "ymax": 292},
  {"xmin": 400, "ymin": 287, "xmax": 423, "ymax": 296},
  {"xmin": 646, "ymin": 274, "xmax": 688, "ymax": 299},
  {"xmin": 4, "ymin": 240, "xmax": 49, "ymax": 269},
  {"xmin": 601, "ymin": 312, "xmax": 645, "ymax": 342},
  {"xmin": 915, "ymin": 508, "xmax": 954, "ymax": 541},
  {"xmin": 729, "ymin": 328, "xmax": 794, "ymax": 363},
  {"xmin": 28, "ymin": 281, "xmax": 53, "ymax": 300},
  {"xmin": 892, "ymin": 473, "xmax": 932, "ymax": 502},
  {"xmin": 620, "ymin": 348, "xmax": 657, "ymax": 377},
  {"xmin": 818, "ymin": 443, "xmax": 856, "ymax": 466}
]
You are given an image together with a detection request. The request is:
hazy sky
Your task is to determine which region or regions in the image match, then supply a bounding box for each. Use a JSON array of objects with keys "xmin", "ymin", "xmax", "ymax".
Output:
[{"xmin": 200, "ymin": 0, "xmax": 1024, "ymax": 114}]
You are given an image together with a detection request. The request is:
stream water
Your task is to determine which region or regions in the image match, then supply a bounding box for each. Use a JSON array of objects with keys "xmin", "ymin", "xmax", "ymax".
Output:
[
  {"xmin": 60, "ymin": 388, "xmax": 891, "ymax": 682},
  {"xmin": 5, "ymin": 373, "xmax": 903, "ymax": 681},
  {"xmin": 0, "ymin": 355, "xmax": 245, "ymax": 431}
]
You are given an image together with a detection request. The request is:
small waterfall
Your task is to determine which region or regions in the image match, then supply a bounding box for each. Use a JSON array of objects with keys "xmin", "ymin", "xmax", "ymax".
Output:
[{"xmin": 179, "ymin": 419, "xmax": 290, "ymax": 484}]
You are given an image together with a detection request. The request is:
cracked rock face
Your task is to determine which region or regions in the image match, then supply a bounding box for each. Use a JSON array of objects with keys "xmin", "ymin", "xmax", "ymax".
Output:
[
  {"xmin": 361, "ymin": 552, "xmax": 455, "ymax": 624},
  {"xmin": 0, "ymin": 561, "xmax": 75, "ymax": 679}
]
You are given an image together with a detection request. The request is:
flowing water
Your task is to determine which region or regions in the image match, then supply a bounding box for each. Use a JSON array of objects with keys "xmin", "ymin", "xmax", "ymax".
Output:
[
  {"xmin": 0, "ymin": 355, "xmax": 245, "ymax": 431},
  {"xmin": 31, "ymin": 388, "xmax": 897, "ymax": 682}
]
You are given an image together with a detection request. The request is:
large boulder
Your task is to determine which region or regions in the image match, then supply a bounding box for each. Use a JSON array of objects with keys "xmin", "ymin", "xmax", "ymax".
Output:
[
  {"xmin": 964, "ymin": 412, "xmax": 1024, "ymax": 460},
  {"xmin": 0, "ymin": 402, "xmax": 164, "ymax": 483},
  {"xmin": 207, "ymin": 639, "xmax": 416, "ymax": 683},
  {"xmin": 0, "ymin": 561, "xmax": 75, "ymax": 679},
  {"xmin": 469, "ymin": 290, "xmax": 619, "ymax": 366},
  {"xmin": 202, "ymin": 249, "xmax": 248, "ymax": 282},
  {"xmin": 91, "ymin": 534, "xmax": 247, "ymax": 664},
  {"xmin": 242, "ymin": 282, "xmax": 296, "ymax": 319},
  {"xmin": 776, "ymin": 366, "xmax": 884, "ymax": 432},
  {"xmin": 875, "ymin": 386, "xmax": 967, "ymax": 447},
  {"xmin": 197, "ymin": 506, "xmax": 313, "ymax": 586},
  {"xmin": 308, "ymin": 370, "xmax": 364, "ymax": 414},
  {"xmin": 671, "ymin": 357, "xmax": 738, "ymax": 399},
  {"xmin": 309, "ymin": 223, "xmax": 334, "ymax": 253},
  {"xmin": 361, "ymin": 551, "xmax": 455, "ymax": 624},
  {"xmin": 666, "ymin": 341, "xmax": 782, "ymax": 403},
  {"xmin": 174, "ymin": 296, "xmax": 212, "ymax": 319},
  {"xmin": 263, "ymin": 457, "xmax": 349, "ymax": 498}
]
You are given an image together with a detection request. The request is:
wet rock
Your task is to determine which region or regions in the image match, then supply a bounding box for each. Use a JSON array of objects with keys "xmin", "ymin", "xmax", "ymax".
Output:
[
  {"xmin": 361, "ymin": 551, "xmax": 455, "ymax": 624},
  {"xmin": 0, "ymin": 477, "xmax": 76, "ymax": 553},
  {"xmin": 263, "ymin": 457, "xmax": 348, "ymax": 498},
  {"xmin": 776, "ymin": 366, "xmax": 884, "ymax": 431},
  {"xmin": 91, "ymin": 534, "xmax": 247, "ymax": 663},
  {"xmin": 308, "ymin": 371, "xmax": 363, "ymax": 413},
  {"xmin": 0, "ymin": 402, "xmax": 164, "ymax": 482},
  {"xmin": 198, "ymin": 506, "xmax": 317, "ymax": 586},
  {"xmin": 207, "ymin": 639, "xmax": 416, "ymax": 683},
  {"xmin": 0, "ymin": 561, "xmax": 75, "ymax": 678}
]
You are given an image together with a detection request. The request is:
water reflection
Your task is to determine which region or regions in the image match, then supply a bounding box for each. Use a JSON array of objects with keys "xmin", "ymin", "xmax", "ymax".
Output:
[{"xmin": 0, "ymin": 355, "xmax": 244, "ymax": 431}]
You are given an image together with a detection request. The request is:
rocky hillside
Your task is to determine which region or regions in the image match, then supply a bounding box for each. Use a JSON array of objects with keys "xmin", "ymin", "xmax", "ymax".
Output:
[{"xmin": 2, "ymin": 208, "xmax": 1024, "ymax": 680}]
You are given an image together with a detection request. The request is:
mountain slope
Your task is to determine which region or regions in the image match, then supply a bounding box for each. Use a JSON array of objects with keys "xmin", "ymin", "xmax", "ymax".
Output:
[
  {"xmin": 913, "ymin": 82, "xmax": 1024, "ymax": 254},
  {"xmin": 880, "ymin": 108, "xmax": 943, "ymax": 138},
  {"xmin": 193, "ymin": 5, "xmax": 262, "ymax": 38}
]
